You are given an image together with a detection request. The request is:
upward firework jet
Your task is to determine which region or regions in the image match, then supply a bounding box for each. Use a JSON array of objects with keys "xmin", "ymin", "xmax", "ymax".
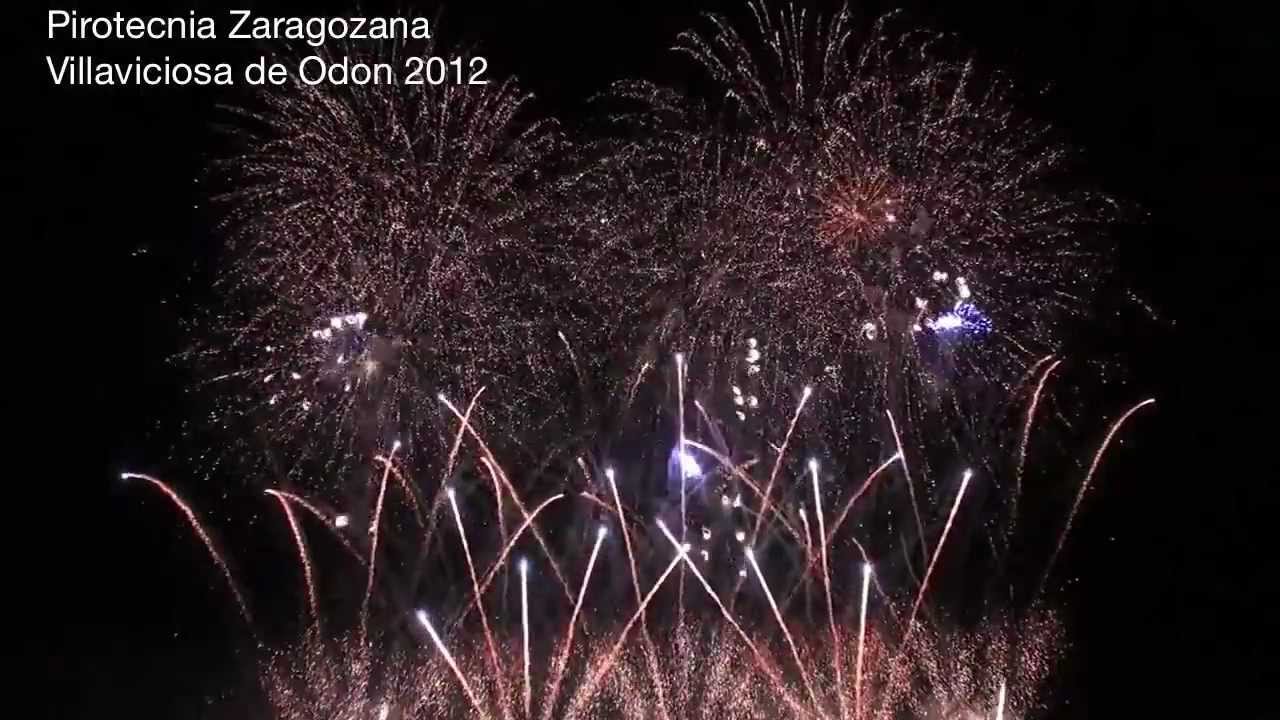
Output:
[{"xmin": 126, "ymin": 356, "xmax": 1150, "ymax": 719}]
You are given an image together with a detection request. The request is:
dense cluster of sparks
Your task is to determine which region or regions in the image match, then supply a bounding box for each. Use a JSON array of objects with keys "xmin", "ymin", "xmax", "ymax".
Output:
[
  {"xmin": 153, "ymin": 2, "xmax": 1152, "ymax": 717},
  {"xmin": 193, "ymin": 1, "xmax": 1120, "ymax": 498}
]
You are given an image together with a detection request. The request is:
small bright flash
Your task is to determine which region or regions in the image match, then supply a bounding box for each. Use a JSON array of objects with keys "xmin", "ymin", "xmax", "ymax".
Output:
[{"xmin": 334, "ymin": 514, "xmax": 350, "ymax": 528}]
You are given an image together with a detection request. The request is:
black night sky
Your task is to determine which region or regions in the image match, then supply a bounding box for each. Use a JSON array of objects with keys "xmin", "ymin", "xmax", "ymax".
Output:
[{"xmin": 22, "ymin": 0, "xmax": 1274, "ymax": 717}]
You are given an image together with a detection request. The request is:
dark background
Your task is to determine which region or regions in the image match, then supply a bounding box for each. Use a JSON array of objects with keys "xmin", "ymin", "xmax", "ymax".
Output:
[{"xmin": 21, "ymin": 0, "xmax": 1274, "ymax": 716}]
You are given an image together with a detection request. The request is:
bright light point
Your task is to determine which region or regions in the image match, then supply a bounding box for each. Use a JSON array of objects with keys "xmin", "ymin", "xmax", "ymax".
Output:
[
  {"xmin": 731, "ymin": 385, "xmax": 742, "ymax": 396},
  {"xmin": 392, "ymin": 440, "xmax": 402, "ymax": 451},
  {"xmin": 808, "ymin": 458, "xmax": 819, "ymax": 473},
  {"xmin": 437, "ymin": 392, "xmax": 447, "ymax": 402},
  {"xmin": 735, "ymin": 530, "xmax": 746, "ymax": 542},
  {"xmin": 734, "ymin": 395, "xmax": 744, "ymax": 406},
  {"xmin": 415, "ymin": 609, "xmax": 430, "ymax": 626},
  {"xmin": 290, "ymin": 372, "xmax": 301, "ymax": 380},
  {"xmin": 959, "ymin": 284, "xmax": 972, "ymax": 299},
  {"xmin": 334, "ymin": 514, "xmax": 350, "ymax": 528},
  {"xmin": 735, "ymin": 411, "xmax": 746, "ymax": 421},
  {"xmin": 655, "ymin": 517, "xmax": 668, "ymax": 532},
  {"xmin": 915, "ymin": 297, "xmax": 927, "ymax": 309},
  {"xmin": 747, "ymin": 337, "xmax": 757, "ymax": 348},
  {"xmin": 355, "ymin": 312, "xmax": 368, "ymax": 325},
  {"xmin": 863, "ymin": 562, "xmax": 873, "ymax": 576},
  {"xmin": 747, "ymin": 395, "xmax": 759, "ymax": 408},
  {"xmin": 738, "ymin": 568, "xmax": 747, "ymax": 577},
  {"xmin": 799, "ymin": 507, "xmax": 807, "ymax": 519},
  {"xmin": 701, "ymin": 526, "xmax": 712, "ymax": 540},
  {"xmin": 963, "ymin": 468, "xmax": 974, "ymax": 480},
  {"xmin": 330, "ymin": 316, "xmax": 343, "ymax": 329},
  {"xmin": 446, "ymin": 487, "xmax": 456, "ymax": 500},
  {"xmin": 912, "ymin": 323, "xmax": 923, "ymax": 332},
  {"xmin": 605, "ymin": 467, "xmax": 615, "ymax": 481},
  {"xmin": 597, "ymin": 525, "xmax": 608, "ymax": 539},
  {"xmin": 956, "ymin": 276, "xmax": 967, "ymax": 286},
  {"xmin": 745, "ymin": 548, "xmax": 755, "ymax": 560},
  {"xmin": 263, "ymin": 373, "xmax": 275, "ymax": 383},
  {"xmin": 681, "ymin": 543, "xmax": 692, "ymax": 553},
  {"xmin": 721, "ymin": 494, "xmax": 731, "ymax": 507},
  {"xmin": 678, "ymin": 449, "xmax": 702, "ymax": 479},
  {"xmin": 745, "ymin": 347, "xmax": 761, "ymax": 363},
  {"xmin": 700, "ymin": 549, "xmax": 710, "ymax": 562},
  {"xmin": 519, "ymin": 557, "xmax": 529, "ymax": 574},
  {"xmin": 674, "ymin": 352, "xmax": 684, "ymax": 366},
  {"xmin": 732, "ymin": 494, "xmax": 742, "ymax": 508},
  {"xmin": 802, "ymin": 385, "xmax": 813, "ymax": 398},
  {"xmin": 885, "ymin": 212, "xmax": 897, "ymax": 222}
]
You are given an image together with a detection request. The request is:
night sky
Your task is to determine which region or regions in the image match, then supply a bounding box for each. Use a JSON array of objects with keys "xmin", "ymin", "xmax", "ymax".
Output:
[{"xmin": 23, "ymin": 0, "xmax": 1273, "ymax": 716}]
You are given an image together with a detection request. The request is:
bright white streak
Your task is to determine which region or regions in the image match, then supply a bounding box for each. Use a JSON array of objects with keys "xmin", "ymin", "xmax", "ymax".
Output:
[
  {"xmin": 675, "ymin": 352, "xmax": 686, "ymax": 624},
  {"xmin": 520, "ymin": 559, "xmax": 531, "ymax": 718},
  {"xmin": 607, "ymin": 470, "xmax": 672, "ymax": 720},
  {"xmin": 810, "ymin": 460, "xmax": 844, "ymax": 720},
  {"xmin": 541, "ymin": 526, "xmax": 608, "ymax": 720},
  {"xmin": 855, "ymin": 563, "xmax": 872, "ymax": 719},
  {"xmin": 746, "ymin": 548, "xmax": 825, "ymax": 717},
  {"xmin": 996, "ymin": 679, "xmax": 1007, "ymax": 720},
  {"xmin": 448, "ymin": 488, "xmax": 512, "ymax": 720},
  {"xmin": 415, "ymin": 610, "xmax": 488, "ymax": 719}
]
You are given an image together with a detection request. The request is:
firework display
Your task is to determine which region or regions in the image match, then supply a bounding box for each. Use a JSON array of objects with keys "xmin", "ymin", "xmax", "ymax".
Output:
[
  {"xmin": 125, "ymin": 364, "xmax": 1151, "ymax": 718},
  {"xmin": 129, "ymin": 2, "xmax": 1159, "ymax": 717}
]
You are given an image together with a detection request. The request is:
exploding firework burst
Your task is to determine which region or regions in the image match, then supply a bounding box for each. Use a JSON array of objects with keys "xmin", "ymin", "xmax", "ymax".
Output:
[
  {"xmin": 577, "ymin": 1, "xmax": 1119, "ymax": 461},
  {"xmin": 192, "ymin": 33, "xmax": 570, "ymax": 499}
]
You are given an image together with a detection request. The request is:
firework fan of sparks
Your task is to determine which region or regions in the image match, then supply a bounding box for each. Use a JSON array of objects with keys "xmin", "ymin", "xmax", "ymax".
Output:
[
  {"xmin": 193, "ymin": 31, "xmax": 573, "ymax": 493},
  {"xmin": 123, "ymin": 354, "xmax": 1153, "ymax": 720},
  {"xmin": 576, "ymin": 1, "xmax": 1120, "ymax": 456}
]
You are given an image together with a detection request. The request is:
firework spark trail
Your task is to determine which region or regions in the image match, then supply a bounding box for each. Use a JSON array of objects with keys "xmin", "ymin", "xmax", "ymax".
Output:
[
  {"xmin": 996, "ymin": 678, "xmax": 1007, "ymax": 720},
  {"xmin": 448, "ymin": 487, "xmax": 513, "ymax": 720},
  {"xmin": 675, "ymin": 353, "xmax": 687, "ymax": 625},
  {"xmin": 1037, "ymin": 398, "xmax": 1156, "ymax": 599},
  {"xmin": 824, "ymin": 453, "xmax": 901, "ymax": 547},
  {"xmin": 377, "ymin": 457, "xmax": 425, "ymax": 528},
  {"xmin": 520, "ymin": 558, "xmax": 531, "ymax": 718},
  {"xmin": 360, "ymin": 441, "xmax": 399, "ymax": 648},
  {"xmin": 809, "ymin": 459, "xmax": 845, "ymax": 719},
  {"xmin": 608, "ymin": 469, "xmax": 672, "ymax": 720},
  {"xmin": 416, "ymin": 610, "xmax": 490, "ymax": 719},
  {"xmin": 542, "ymin": 526, "xmax": 608, "ymax": 720},
  {"xmin": 265, "ymin": 489, "xmax": 319, "ymax": 629},
  {"xmin": 745, "ymin": 548, "xmax": 825, "ymax": 716},
  {"xmin": 731, "ymin": 386, "xmax": 812, "ymax": 610},
  {"xmin": 655, "ymin": 520, "xmax": 810, "ymax": 718},
  {"xmin": 855, "ymin": 563, "xmax": 872, "ymax": 720},
  {"xmin": 557, "ymin": 329, "xmax": 587, "ymax": 393},
  {"xmin": 268, "ymin": 489, "xmax": 366, "ymax": 567},
  {"xmin": 564, "ymin": 551, "xmax": 685, "ymax": 720},
  {"xmin": 440, "ymin": 394, "xmax": 576, "ymax": 605},
  {"xmin": 1009, "ymin": 358, "xmax": 1061, "ymax": 548},
  {"xmin": 479, "ymin": 457, "xmax": 509, "ymax": 554},
  {"xmin": 121, "ymin": 473, "xmax": 255, "ymax": 634},
  {"xmin": 797, "ymin": 506, "xmax": 814, "ymax": 619},
  {"xmin": 904, "ymin": 469, "xmax": 974, "ymax": 642},
  {"xmin": 448, "ymin": 494, "xmax": 566, "ymax": 631},
  {"xmin": 887, "ymin": 410, "xmax": 930, "ymax": 572},
  {"xmin": 419, "ymin": 388, "xmax": 486, "ymax": 565}
]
